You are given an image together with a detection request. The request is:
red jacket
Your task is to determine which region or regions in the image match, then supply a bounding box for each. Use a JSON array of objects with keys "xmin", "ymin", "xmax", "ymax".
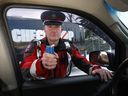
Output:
[{"xmin": 20, "ymin": 38, "xmax": 96, "ymax": 80}]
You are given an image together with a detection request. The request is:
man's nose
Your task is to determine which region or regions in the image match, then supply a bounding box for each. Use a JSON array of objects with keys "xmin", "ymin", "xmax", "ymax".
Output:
[{"xmin": 51, "ymin": 28, "xmax": 58, "ymax": 32}]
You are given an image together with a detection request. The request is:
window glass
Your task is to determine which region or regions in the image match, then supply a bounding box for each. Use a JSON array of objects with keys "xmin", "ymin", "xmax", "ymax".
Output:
[
  {"xmin": 116, "ymin": 11, "xmax": 128, "ymax": 29},
  {"xmin": 6, "ymin": 8, "xmax": 115, "ymax": 79}
]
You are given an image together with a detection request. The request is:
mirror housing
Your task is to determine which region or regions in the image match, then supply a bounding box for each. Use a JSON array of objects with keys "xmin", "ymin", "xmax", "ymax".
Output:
[{"xmin": 89, "ymin": 51, "xmax": 114, "ymax": 68}]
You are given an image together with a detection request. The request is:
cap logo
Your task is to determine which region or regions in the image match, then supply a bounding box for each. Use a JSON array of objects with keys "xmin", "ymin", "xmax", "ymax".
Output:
[{"xmin": 51, "ymin": 14, "xmax": 57, "ymax": 19}]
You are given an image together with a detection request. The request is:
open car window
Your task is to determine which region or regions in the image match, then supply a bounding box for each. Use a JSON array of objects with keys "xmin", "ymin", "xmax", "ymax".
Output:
[{"xmin": 6, "ymin": 7, "xmax": 115, "ymax": 80}]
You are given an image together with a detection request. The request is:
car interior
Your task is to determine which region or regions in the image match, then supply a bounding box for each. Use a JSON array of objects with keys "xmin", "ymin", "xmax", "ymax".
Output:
[{"xmin": 0, "ymin": 0, "xmax": 128, "ymax": 96}]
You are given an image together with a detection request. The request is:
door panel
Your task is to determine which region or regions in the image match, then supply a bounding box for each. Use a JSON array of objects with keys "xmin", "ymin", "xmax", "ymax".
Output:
[{"xmin": 22, "ymin": 75, "xmax": 111, "ymax": 96}]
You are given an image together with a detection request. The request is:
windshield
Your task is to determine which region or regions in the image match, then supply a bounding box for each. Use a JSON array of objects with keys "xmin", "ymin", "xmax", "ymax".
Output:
[
  {"xmin": 104, "ymin": 1, "xmax": 128, "ymax": 36},
  {"xmin": 116, "ymin": 11, "xmax": 128, "ymax": 29}
]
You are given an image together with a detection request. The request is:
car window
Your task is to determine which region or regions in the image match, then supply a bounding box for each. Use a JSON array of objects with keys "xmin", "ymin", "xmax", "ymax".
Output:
[
  {"xmin": 116, "ymin": 11, "xmax": 128, "ymax": 29},
  {"xmin": 6, "ymin": 7, "xmax": 115, "ymax": 80}
]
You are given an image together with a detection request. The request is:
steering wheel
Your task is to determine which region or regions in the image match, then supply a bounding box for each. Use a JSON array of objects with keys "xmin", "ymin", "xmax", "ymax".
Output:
[{"xmin": 94, "ymin": 58, "xmax": 128, "ymax": 96}]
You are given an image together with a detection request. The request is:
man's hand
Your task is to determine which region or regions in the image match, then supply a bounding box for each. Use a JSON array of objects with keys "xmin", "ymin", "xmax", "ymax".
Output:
[
  {"xmin": 91, "ymin": 67, "xmax": 113, "ymax": 81},
  {"xmin": 42, "ymin": 53, "xmax": 58, "ymax": 70}
]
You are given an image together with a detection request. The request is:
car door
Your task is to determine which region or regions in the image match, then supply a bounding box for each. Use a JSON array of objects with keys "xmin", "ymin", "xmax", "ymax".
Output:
[{"xmin": 1, "ymin": 1, "xmax": 127, "ymax": 96}]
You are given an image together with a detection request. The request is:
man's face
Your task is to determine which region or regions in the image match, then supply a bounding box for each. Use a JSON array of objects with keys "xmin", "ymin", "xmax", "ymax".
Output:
[{"xmin": 44, "ymin": 25, "xmax": 62, "ymax": 42}]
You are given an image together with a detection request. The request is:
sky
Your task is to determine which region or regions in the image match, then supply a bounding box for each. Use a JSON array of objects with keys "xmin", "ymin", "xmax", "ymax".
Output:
[
  {"xmin": 7, "ymin": 8, "xmax": 78, "ymax": 23},
  {"xmin": 7, "ymin": 8, "xmax": 44, "ymax": 19}
]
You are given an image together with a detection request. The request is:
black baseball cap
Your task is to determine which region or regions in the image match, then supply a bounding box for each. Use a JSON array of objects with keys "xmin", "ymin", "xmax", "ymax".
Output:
[{"xmin": 41, "ymin": 10, "xmax": 65, "ymax": 25}]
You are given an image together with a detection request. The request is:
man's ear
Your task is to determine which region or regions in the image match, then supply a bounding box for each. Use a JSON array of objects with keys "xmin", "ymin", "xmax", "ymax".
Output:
[{"xmin": 61, "ymin": 27, "xmax": 63, "ymax": 31}]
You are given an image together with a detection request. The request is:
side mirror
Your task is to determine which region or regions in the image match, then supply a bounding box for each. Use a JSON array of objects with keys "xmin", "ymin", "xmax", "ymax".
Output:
[{"xmin": 89, "ymin": 51, "xmax": 114, "ymax": 67}]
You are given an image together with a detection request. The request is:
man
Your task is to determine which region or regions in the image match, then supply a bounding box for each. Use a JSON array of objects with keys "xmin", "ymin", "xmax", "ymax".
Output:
[{"xmin": 20, "ymin": 10, "xmax": 113, "ymax": 81}]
